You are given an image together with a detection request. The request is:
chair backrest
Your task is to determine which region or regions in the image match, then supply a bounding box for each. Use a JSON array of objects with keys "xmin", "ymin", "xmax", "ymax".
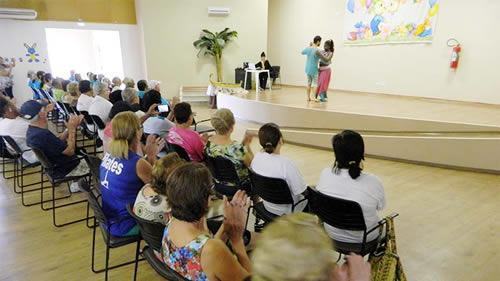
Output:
[
  {"xmin": 2, "ymin": 135, "xmax": 23, "ymax": 155},
  {"xmin": 126, "ymin": 204, "xmax": 165, "ymax": 252},
  {"xmin": 85, "ymin": 154, "xmax": 101, "ymax": 188},
  {"xmin": 0, "ymin": 136, "xmax": 15, "ymax": 159},
  {"xmin": 90, "ymin": 114, "xmax": 106, "ymax": 130},
  {"xmin": 166, "ymin": 142, "xmax": 190, "ymax": 162},
  {"xmin": 81, "ymin": 179, "xmax": 108, "ymax": 225},
  {"xmin": 308, "ymin": 187, "xmax": 367, "ymax": 231},
  {"xmin": 207, "ymin": 155, "xmax": 240, "ymax": 185},
  {"xmin": 249, "ymin": 170, "xmax": 294, "ymax": 204},
  {"xmin": 30, "ymin": 147, "xmax": 54, "ymax": 170},
  {"xmin": 271, "ymin": 65, "xmax": 280, "ymax": 78},
  {"xmin": 31, "ymin": 88, "xmax": 41, "ymax": 99}
]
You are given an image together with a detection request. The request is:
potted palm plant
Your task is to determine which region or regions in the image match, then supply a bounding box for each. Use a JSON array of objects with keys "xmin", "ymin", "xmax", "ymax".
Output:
[{"xmin": 193, "ymin": 28, "xmax": 238, "ymax": 83}]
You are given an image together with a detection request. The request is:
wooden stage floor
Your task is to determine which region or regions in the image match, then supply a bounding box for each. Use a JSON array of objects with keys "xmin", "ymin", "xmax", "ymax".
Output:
[{"xmin": 243, "ymin": 87, "xmax": 500, "ymax": 127}]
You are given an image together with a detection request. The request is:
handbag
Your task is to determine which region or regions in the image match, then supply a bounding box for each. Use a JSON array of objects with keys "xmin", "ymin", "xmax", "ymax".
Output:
[{"xmin": 368, "ymin": 216, "xmax": 407, "ymax": 281}]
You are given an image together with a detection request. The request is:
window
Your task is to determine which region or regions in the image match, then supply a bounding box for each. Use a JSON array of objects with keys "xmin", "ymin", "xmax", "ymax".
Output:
[{"xmin": 45, "ymin": 28, "xmax": 124, "ymax": 79}]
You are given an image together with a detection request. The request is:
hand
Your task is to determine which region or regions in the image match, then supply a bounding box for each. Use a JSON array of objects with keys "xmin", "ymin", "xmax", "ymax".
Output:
[
  {"xmin": 201, "ymin": 133, "xmax": 210, "ymax": 142},
  {"xmin": 146, "ymin": 103, "xmax": 159, "ymax": 116},
  {"xmin": 241, "ymin": 131, "xmax": 253, "ymax": 146},
  {"xmin": 331, "ymin": 254, "xmax": 371, "ymax": 281},
  {"xmin": 65, "ymin": 114, "xmax": 83, "ymax": 130},
  {"xmin": 170, "ymin": 96, "xmax": 180, "ymax": 107},
  {"xmin": 144, "ymin": 134, "xmax": 165, "ymax": 160},
  {"xmin": 223, "ymin": 190, "xmax": 250, "ymax": 243}
]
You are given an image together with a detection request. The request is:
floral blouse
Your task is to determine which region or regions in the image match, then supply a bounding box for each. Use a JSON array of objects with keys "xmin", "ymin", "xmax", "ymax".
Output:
[
  {"xmin": 162, "ymin": 225, "xmax": 210, "ymax": 281},
  {"xmin": 204, "ymin": 141, "xmax": 250, "ymax": 184}
]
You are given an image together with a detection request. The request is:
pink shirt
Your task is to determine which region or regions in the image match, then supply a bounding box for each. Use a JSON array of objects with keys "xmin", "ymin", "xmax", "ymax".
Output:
[{"xmin": 166, "ymin": 126, "xmax": 205, "ymax": 162}]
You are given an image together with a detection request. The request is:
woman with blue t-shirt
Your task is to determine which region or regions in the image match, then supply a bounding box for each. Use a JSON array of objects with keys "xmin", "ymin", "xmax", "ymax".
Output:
[{"xmin": 100, "ymin": 111, "xmax": 165, "ymax": 237}]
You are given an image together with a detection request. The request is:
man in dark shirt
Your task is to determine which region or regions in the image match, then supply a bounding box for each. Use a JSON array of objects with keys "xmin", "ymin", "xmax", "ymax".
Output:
[{"xmin": 21, "ymin": 100, "xmax": 89, "ymax": 182}]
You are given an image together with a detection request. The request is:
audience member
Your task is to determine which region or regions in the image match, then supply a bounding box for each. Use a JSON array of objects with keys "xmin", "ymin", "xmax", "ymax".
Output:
[
  {"xmin": 134, "ymin": 152, "xmax": 185, "ymax": 224},
  {"xmin": 89, "ymin": 81, "xmax": 112, "ymax": 124},
  {"xmin": 69, "ymin": 70, "xmax": 76, "ymax": 82},
  {"xmin": 0, "ymin": 97, "xmax": 38, "ymax": 163},
  {"xmin": 23, "ymin": 100, "xmax": 88, "ymax": 191},
  {"xmin": 52, "ymin": 78, "xmax": 65, "ymax": 102},
  {"xmin": 250, "ymin": 123, "xmax": 308, "ymax": 215},
  {"xmin": 137, "ymin": 79, "xmax": 148, "ymax": 100},
  {"xmin": 142, "ymin": 90, "xmax": 174, "ymax": 138},
  {"xmin": 76, "ymin": 80, "xmax": 94, "ymax": 112},
  {"xmin": 74, "ymin": 73, "xmax": 82, "ymax": 82},
  {"xmin": 109, "ymin": 89, "xmax": 123, "ymax": 104},
  {"xmin": 251, "ymin": 213, "xmax": 371, "ymax": 281},
  {"xmin": 162, "ymin": 163, "xmax": 252, "ymax": 280},
  {"xmin": 63, "ymin": 81, "xmax": 80, "ymax": 107},
  {"xmin": 205, "ymin": 108, "xmax": 254, "ymax": 192},
  {"xmin": 102, "ymin": 101, "xmax": 133, "ymax": 153},
  {"xmin": 111, "ymin": 77, "xmax": 122, "ymax": 92},
  {"xmin": 123, "ymin": 77, "xmax": 135, "ymax": 88},
  {"xmin": 166, "ymin": 102, "xmax": 207, "ymax": 162},
  {"xmin": 121, "ymin": 87, "xmax": 144, "ymax": 117},
  {"xmin": 0, "ymin": 57, "xmax": 15, "ymax": 99},
  {"xmin": 316, "ymin": 130, "xmax": 385, "ymax": 243},
  {"xmin": 100, "ymin": 112, "xmax": 164, "ymax": 237},
  {"xmin": 41, "ymin": 73, "xmax": 53, "ymax": 94}
]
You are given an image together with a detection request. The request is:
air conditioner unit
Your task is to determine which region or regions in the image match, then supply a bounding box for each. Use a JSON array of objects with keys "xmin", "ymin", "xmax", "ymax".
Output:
[
  {"xmin": 208, "ymin": 7, "xmax": 230, "ymax": 16},
  {"xmin": 0, "ymin": 8, "xmax": 37, "ymax": 20}
]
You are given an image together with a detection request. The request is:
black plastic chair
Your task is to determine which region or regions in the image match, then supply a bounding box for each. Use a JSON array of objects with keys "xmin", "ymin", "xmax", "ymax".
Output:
[
  {"xmin": 0, "ymin": 135, "xmax": 16, "ymax": 179},
  {"xmin": 307, "ymin": 187, "xmax": 389, "ymax": 256},
  {"xmin": 271, "ymin": 65, "xmax": 281, "ymax": 87},
  {"xmin": 192, "ymin": 118, "xmax": 214, "ymax": 134},
  {"xmin": 31, "ymin": 147, "xmax": 91, "ymax": 227},
  {"xmin": 80, "ymin": 180, "xmax": 142, "ymax": 281},
  {"xmin": 127, "ymin": 205, "xmax": 188, "ymax": 281},
  {"xmin": 79, "ymin": 110, "xmax": 99, "ymax": 153},
  {"xmin": 205, "ymin": 155, "xmax": 250, "ymax": 197},
  {"xmin": 90, "ymin": 114, "xmax": 107, "ymax": 130},
  {"xmin": 1, "ymin": 136, "xmax": 48, "ymax": 206},
  {"xmin": 165, "ymin": 142, "xmax": 191, "ymax": 162},
  {"xmin": 249, "ymin": 170, "xmax": 306, "ymax": 225}
]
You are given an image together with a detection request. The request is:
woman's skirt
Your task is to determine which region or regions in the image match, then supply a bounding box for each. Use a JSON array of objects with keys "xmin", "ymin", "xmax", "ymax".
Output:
[{"xmin": 316, "ymin": 67, "xmax": 331, "ymax": 97}]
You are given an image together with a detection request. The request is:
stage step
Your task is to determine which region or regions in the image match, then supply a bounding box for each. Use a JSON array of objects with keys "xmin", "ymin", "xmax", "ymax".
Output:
[{"xmin": 180, "ymin": 86, "xmax": 209, "ymax": 104}]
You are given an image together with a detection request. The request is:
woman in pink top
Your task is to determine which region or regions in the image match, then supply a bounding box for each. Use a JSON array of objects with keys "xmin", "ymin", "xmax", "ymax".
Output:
[{"xmin": 166, "ymin": 102, "xmax": 207, "ymax": 162}]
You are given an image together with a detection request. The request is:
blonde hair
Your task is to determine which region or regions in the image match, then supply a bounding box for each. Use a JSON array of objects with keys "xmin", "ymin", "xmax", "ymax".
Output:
[
  {"xmin": 66, "ymin": 81, "xmax": 79, "ymax": 96},
  {"xmin": 109, "ymin": 112, "xmax": 141, "ymax": 159},
  {"xmin": 252, "ymin": 213, "xmax": 336, "ymax": 281},
  {"xmin": 151, "ymin": 153, "xmax": 185, "ymax": 195},
  {"xmin": 123, "ymin": 77, "xmax": 135, "ymax": 88},
  {"xmin": 210, "ymin": 108, "xmax": 235, "ymax": 135}
]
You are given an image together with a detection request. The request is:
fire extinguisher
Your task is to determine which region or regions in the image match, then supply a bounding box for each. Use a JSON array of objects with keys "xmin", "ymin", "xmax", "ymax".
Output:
[{"xmin": 447, "ymin": 38, "xmax": 461, "ymax": 70}]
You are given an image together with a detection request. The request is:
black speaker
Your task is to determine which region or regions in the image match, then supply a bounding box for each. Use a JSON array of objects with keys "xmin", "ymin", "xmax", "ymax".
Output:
[{"xmin": 235, "ymin": 68, "xmax": 252, "ymax": 90}]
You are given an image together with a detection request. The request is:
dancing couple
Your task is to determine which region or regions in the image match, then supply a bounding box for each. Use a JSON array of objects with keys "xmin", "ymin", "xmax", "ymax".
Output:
[{"xmin": 301, "ymin": 36, "xmax": 334, "ymax": 102}]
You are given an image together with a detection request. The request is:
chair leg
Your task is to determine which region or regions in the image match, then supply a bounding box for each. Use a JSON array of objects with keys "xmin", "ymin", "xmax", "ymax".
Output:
[
  {"xmin": 51, "ymin": 181, "xmax": 90, "ymax": 227},
  {"xmin": 104, "ymin": 243, "xmax": 110, "ymax": 281},
  {"xmin": 133, "ymin": 240, "xmax": 141, "ymax": 281}
]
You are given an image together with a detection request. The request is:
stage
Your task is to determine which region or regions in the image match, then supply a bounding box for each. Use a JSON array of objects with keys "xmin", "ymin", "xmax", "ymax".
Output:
[{"xmin": 217, "ymin": 87, "xmax": 500, "ymax": 173}]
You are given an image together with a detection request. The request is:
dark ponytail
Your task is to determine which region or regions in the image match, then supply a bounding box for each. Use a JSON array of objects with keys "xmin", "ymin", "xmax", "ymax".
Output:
[
  {"xmin": 258, "ymin": 123, "xmax": 282, "ymax": 154},
  {"xmin": 332, "ymin": 130, "xmax": 364, "ymax": 179}
]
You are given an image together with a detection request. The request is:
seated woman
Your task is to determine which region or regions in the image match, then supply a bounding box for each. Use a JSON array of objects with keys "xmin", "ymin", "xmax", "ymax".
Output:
[
  {"xmin": 250, "ymin": 123, "xmax": 308, "ymax": 216},
  {"xmin": 205, "ymin": 108, "xmax": 253, "ymax": 193},
  {"xmin": 133, "ymin": 152, "xmax": 185, "ymax": 224},
  {"xmin": 316, "ymin": 130, "xmax": 385, "ymax": 243},
  {"xmin": 142, "ymin": 89, "xmax": 175, "ymax": 138},
  {"xmin": 166, "ymin": 102, "xmax": 207, "ymax": 162},
  {"xmin": 100, "ymin": 112, "xmax": 164, "ymax": 237},
  {"xmin": 162, "ymin": 163, "xmax": 252, "ymax": 280},
  {"xmin": 255, "ymin": 52, "xmax": 272, "ymax": 91},
  {"xmin": 63, "ymin": 81, "xmax": 80, "ymax": 107},
  {"xmin": 251, "ymin": 213, "xmax": 371, "ymax": 281}
]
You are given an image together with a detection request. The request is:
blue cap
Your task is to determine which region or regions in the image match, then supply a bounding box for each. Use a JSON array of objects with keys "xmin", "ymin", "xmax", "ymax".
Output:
[{"xmin": 19, "ymin": 100, "xmax": 48, "ymax": 120}]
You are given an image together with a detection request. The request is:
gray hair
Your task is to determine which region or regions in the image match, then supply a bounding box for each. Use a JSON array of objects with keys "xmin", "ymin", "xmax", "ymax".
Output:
[
  {"xmin": 93, "ymin": 81, "xmax": 109, "ymax": 96},
  {"xmin": 123, "ymin": 77, "xmax": 135, "ymax": 88},
  {"xmin": 121, "ymin": 87, "xmax": 137, "ymax": 104}
]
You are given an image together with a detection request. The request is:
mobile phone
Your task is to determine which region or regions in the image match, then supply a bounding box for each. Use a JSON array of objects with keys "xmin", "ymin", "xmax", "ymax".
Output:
[{"xmin": 158, "ymin": 105, "xmax": 169, "ymax": 112}]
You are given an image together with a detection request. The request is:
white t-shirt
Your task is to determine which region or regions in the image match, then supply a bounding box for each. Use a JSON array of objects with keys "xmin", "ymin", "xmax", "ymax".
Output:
[
  {"xmin": 89, "ymin": 95, "xmax": 112, "ymax": 140},
  {"xmin": 0, "ymin": 117, "xmax": 38, "ymax": 163},
  {"xmin": 143, "ymin": 117, "xmax": 174, "ymax": 138},
  {"xmin": 316, "ymin": 168, "xmax": 385, "ymax": 243},
  {"xmin": 76, "ymin": 94, "xmax": 94, "ymax": 112},
  {"xmin": 250, "ymin": 152, "xmax": 308, "ymax": 215}
]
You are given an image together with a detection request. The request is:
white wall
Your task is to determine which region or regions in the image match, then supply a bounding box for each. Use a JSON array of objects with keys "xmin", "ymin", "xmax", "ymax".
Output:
[
  {"xmin": 0, "ymin": 19, "xmax": 145, "ymax": 104},
  {"xmin": 136, "ymin": 0, "xmax": 268, "ymax": 97},
  {"xmin": 268, "ymin": 0, "xmax": 500, "ymax": 105}
]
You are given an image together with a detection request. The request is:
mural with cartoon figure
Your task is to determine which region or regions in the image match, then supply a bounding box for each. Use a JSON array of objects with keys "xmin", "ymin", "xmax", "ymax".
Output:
[
  {"xmin": 345, "ymin": 0, "xmax": 439, "ymax": 45},
  {"xmin": 24, "ymin": 43, "xmax": 40, "ymax": 63}
]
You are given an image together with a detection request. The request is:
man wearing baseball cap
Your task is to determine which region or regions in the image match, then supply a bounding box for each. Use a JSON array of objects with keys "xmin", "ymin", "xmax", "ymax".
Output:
[{"xmin": 22, "ymin": 100, "xmax": 89, "ymax": 191}]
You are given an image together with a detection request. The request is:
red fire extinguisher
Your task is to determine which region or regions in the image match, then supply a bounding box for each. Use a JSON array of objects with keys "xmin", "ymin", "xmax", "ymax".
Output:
[{"xmin": 448, "ymin": 39, "xmax": 461, "ymax": 70}]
